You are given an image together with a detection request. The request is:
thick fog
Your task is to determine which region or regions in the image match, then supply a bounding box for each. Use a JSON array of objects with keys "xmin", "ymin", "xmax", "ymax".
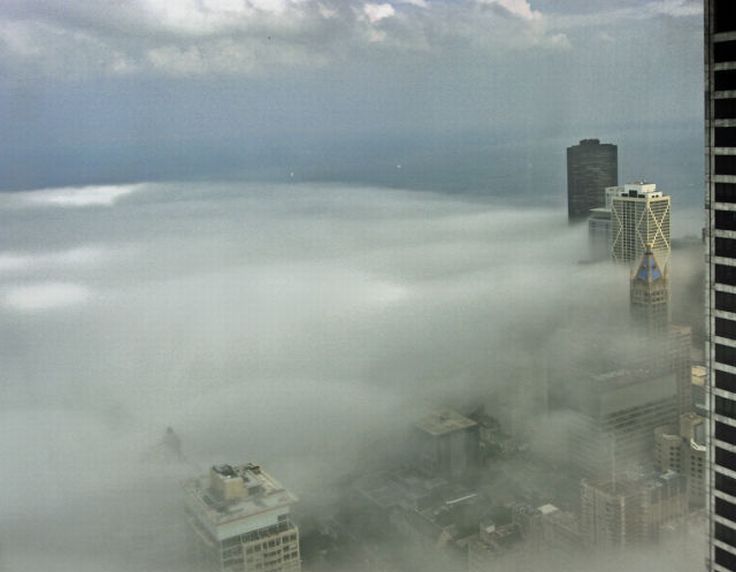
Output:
[{"xmin": 0, "ymin": 181, "xmax": 704, "ymax": 571}]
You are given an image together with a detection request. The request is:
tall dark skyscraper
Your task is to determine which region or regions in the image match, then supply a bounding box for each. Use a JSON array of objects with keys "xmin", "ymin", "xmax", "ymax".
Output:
[
  {"xmin": 566, "ymin": 139, "xmax": 618, "ymax": 221},
  {"xmin": 706, "ymin": 2, "xmax": 736, "ymax": 571}
]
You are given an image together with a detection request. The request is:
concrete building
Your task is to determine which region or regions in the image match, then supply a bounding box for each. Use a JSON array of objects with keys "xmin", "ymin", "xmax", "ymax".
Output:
[
  {"xmin": 670, "ymin": 325, "xmax": 695, "ymax": 417},
  {"xmin": 706, "ymin": 2, "xmax": 736, "ymax": 569},
  {"xmin": 413, "ymin": 409, "xmax": 479, "ymax": 480},
  {"xmin": 610, "ymin": 183, "xmax": 671, "ymax": 268},
  {"xmin": 630, "ymin": 246, "xmax": 670, "ymax": 336},
  {"xmin": 567, "ymin": 368, "xmax": 678, "ymax": 480},
  {"xmin": 183, "ymin": 463, "xmax": 301, "ymax": 572},
  {"xmin": 693, "ymin": 364, "xmax": 707, "ymax": 414},
  {"xmin": 655, "ymin": 413, "xmax": 707, "ymax": 508},
  {"xmin": 567, "ymin": 139, "xmax": 618, "ymax": 221},
  {"xmin": 580, "ymin": 472, "xmax": 687, "ymax": 548}
]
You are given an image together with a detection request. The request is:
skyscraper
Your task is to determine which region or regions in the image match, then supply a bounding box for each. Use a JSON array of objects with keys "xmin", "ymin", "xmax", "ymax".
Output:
[
  {"xmin": 610, "ymin": 183, "xmax": 671, "ymax": 268},
  {"xmin": 707, "ymin": 2, "xmax": 736, "ymax": 570},
  {"xmin": 567, "ymin": 139, "xmax": 618, "ymax": 221},
  {"xmin": 183, "ymin": 463, "xmax": 301, "ymax": 572},
  {"xmin": 630, "ymin": 246, "xmax": 670, "ymax": 336}
]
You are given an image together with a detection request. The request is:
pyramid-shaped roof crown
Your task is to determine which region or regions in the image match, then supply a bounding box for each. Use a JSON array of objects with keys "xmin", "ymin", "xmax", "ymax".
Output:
[{"xmin": 633, "ymin": 247, "xmax": 665, "ymax": 283}]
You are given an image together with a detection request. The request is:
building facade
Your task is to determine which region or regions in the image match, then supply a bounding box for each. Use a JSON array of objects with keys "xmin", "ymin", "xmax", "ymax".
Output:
[
  {"xmin": 588, "ymin": 207, "xmax": 613, "ymax": 261},
  {"xmin": 183, "ymin": 463, "xmax": 301, "ymax": 572},
  {"xmin": 610, "ymin": 183, "xmax": 671, "ymax": 268},
  {"xmin": 655, "ymin": 413, "xmax": 707, "ymax": 509},
  {"xmin": 413, "ymin": 409, "xmax": 479, "ymax": 480},
  {"xmin": 567, "ymin": 369, "xmax": 678, "ymax": 480},
  {"xmin": 567, "ymin": 139, "xmax": 618, "ymax": 221},
  {"xmin": 580, "ymin": 473, "xmax": 687, "ymax": 548},
  {"xmin": 707, "ymin": 2, "xmax": 736, "ymax": 570}
]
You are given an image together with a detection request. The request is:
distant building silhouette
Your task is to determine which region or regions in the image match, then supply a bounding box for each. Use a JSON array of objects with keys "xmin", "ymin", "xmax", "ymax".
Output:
[
  {"xmin": 413, "ymin": 409, "xmax": 479, "ymax": 480},
  {"xmin": 567, "ymin": 139, "xmax": 618, "ymax": 221}
]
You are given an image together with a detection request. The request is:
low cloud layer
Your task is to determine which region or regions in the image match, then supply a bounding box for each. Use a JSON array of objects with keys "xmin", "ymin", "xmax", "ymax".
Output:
[{"xmin": 0, "ymin": 180, "xmax": 705, "ymax": 570}]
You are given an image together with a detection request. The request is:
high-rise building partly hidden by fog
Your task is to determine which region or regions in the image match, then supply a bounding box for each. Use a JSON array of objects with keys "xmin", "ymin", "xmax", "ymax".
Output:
[
  {"xmin": 610, "ymin": 183, "xmax": 671, "ymax": 269},
  {"xmin": 567, "ymin": 138, "xmax": 618, "ymax": 221},
  {"xmin": 183, "ymin": 463, "xmax": 301, "ymax": 572},
  {"xmin": 707, "ymin": 2, "xmax": 736, "ymax": 570},
  {"xmin": 630, "ymin": 246, "xmax": 670, "ymax": 336}
]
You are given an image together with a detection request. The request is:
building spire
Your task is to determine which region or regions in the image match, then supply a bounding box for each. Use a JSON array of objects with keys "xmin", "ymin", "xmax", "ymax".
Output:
[{"xmin": 630, "ymin": 246, "xmax": 669, "ymax": 335}]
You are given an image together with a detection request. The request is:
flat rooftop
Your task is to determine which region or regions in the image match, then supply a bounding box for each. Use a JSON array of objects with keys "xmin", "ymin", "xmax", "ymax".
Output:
[
  {"xmin": 183, "ymin": 464, "xmax": 297, "ymax": 527},
  {"xmin": 415, "ymin": 409, "xmax": 477, "ymax": 436}
]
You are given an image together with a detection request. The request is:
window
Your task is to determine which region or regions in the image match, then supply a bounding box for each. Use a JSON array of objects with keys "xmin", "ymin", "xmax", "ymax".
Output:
[
  {"xmin": 718, "ymin": 447, "xmax": 736, "ymax": 472},
  {"xmin": 717, "ymin": 211, "xmax": 736, "ymax": 231},
  {"xmin": 717, "ymin": 343, "xmax": 736, "ymax": 367},
  {"xmin": 718, "ymin": 318, "xmax": 736, "ymax": 339},
  {"xmin": 719, "ymin": 370, "xmax": 736, "ymax": 393},
  {"xmin": 717, "ymin": 184, "xmax": 736, "ymax": 203},
  {"xmin": 716, "ymin": 156, "xmax": 736, "ymax": 176},
  {"xmin": 716, "ymin": 546, "xmax": 736, "ymax": 570},
  {"xmin": 718, "ymin": 422, "xmax": 736, "ymax": 446},
  {"xmin": 717, "ymin": 497, "xmax": 736, "ymax": 523},
  {"xmin": 717, "ymin": 523, "xmax": 736, "ymax": 548},
  {"xmin": 718, "ymin": 396, "xmax": 736, "ymax": 419},
  {"xmin": 717, "ymin": 128, "xmax": 736, "ymax": 147},
  {"xmin": 716, "ymin": 42, "xmax": 736, "ymax": 64},
  {"xmin": 719, "ymin": 472, "xmax": 736, "ymax": 498},
  {"xmin": 716, "ymin": 0, "xmax": 736, "ymax": 33}
]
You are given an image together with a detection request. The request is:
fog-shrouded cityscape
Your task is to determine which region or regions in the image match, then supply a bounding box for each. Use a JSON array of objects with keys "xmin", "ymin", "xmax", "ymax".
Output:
[{"xmin": 0, "ymin": 1, "xmax": 728, "ymax": 572}]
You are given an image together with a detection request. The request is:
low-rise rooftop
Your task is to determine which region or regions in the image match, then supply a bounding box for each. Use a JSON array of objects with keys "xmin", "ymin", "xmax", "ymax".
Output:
[{"xmin": 415, "ymin": 409, "xmax": 477, "ymax": 436}]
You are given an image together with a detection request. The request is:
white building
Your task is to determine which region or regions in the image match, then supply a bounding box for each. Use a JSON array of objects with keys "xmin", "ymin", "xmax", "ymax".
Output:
[
  {"xmin": 183, "ymin": 463, "xmax": 301, "ymax": 572},
  {"xmin": 610, "ymin": 183, "xmax": 671, "ymax": 268}
]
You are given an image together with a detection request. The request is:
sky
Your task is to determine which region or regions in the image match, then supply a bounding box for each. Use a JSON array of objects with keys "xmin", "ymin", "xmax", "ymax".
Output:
[{"xmin": 0, "ymin": 0, "xmax": 704, "ymax": 200}]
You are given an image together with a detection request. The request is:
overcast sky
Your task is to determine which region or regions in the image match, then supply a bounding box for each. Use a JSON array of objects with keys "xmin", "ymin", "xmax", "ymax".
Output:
[{"xmin": 0, "ymin": 0, "xmax": 703, "ymax": 196}]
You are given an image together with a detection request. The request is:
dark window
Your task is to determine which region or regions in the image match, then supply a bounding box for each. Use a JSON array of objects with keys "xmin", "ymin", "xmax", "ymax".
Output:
[
  {"xmin": 719, "ymin": 422, "xmax": 736, "ymax": 446},
  {"xmin": 717, "ymin": 128, "xmax": 736, "ymax": 148},
  {"xmin": 719, "ymin": 472, "xmax": 736, "ymax": 498},
  {"xmin": 717, "ymin": 100, "xmax": 736, "ymax": 120},
  {"xmin": 718, "ymin": 396, "xmax": 736, "ymax": 419},
  {"xmin": 717, "ymin": 344, "xmax": 736, "ymax": 367},
  {"xmin": 717, "ymin": 239, "xmax": 736, "ymax": 259},
  {"xmin": 717, "ymin": 265, "xmax": 736, "ymax": 287},
  {"xmin": 717, "ymin": 183, "xmax": 736, "ymax": 203},
  {"xmin": 716, "ymin": 0, "xmax": 736, "ymax": 33},
  {"xmin": 716, "ymin": 473, "xmax": 736, "ymax": 497},
  {"xmin": 717, "ymin": 211, "xmax": 736, "ymax": 231},
  {"xmin": 716, "ymin": 41, "xmax": 736, "ymax": 63},
  {"xmin": 716, "ymin": 546, "xmax": 736, "ymax": 570},
  {"xmin": 719, "ymin": 370, "xmax": 736, "ymax": 393},
  {"xmin": 717, "ymin": 70, "xmax": 736, "ymax": 92},
  {"xmin": 717, "ymin": 156, "xmax": 736, "ymax": 176},
  {"xmin": 718, "ymin": 497, "xmax": 736, "ymax": 524},
  {"xmin": 718, "ymin": 447, "xmax": 736, "ymax": 472},
  {"xmin": 718, "ymin": 318, "xmax": 736, "ymax": 339},
  {"xmin": 717, "ymin": 523, "xmax": 736, "ymax": 548}
]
